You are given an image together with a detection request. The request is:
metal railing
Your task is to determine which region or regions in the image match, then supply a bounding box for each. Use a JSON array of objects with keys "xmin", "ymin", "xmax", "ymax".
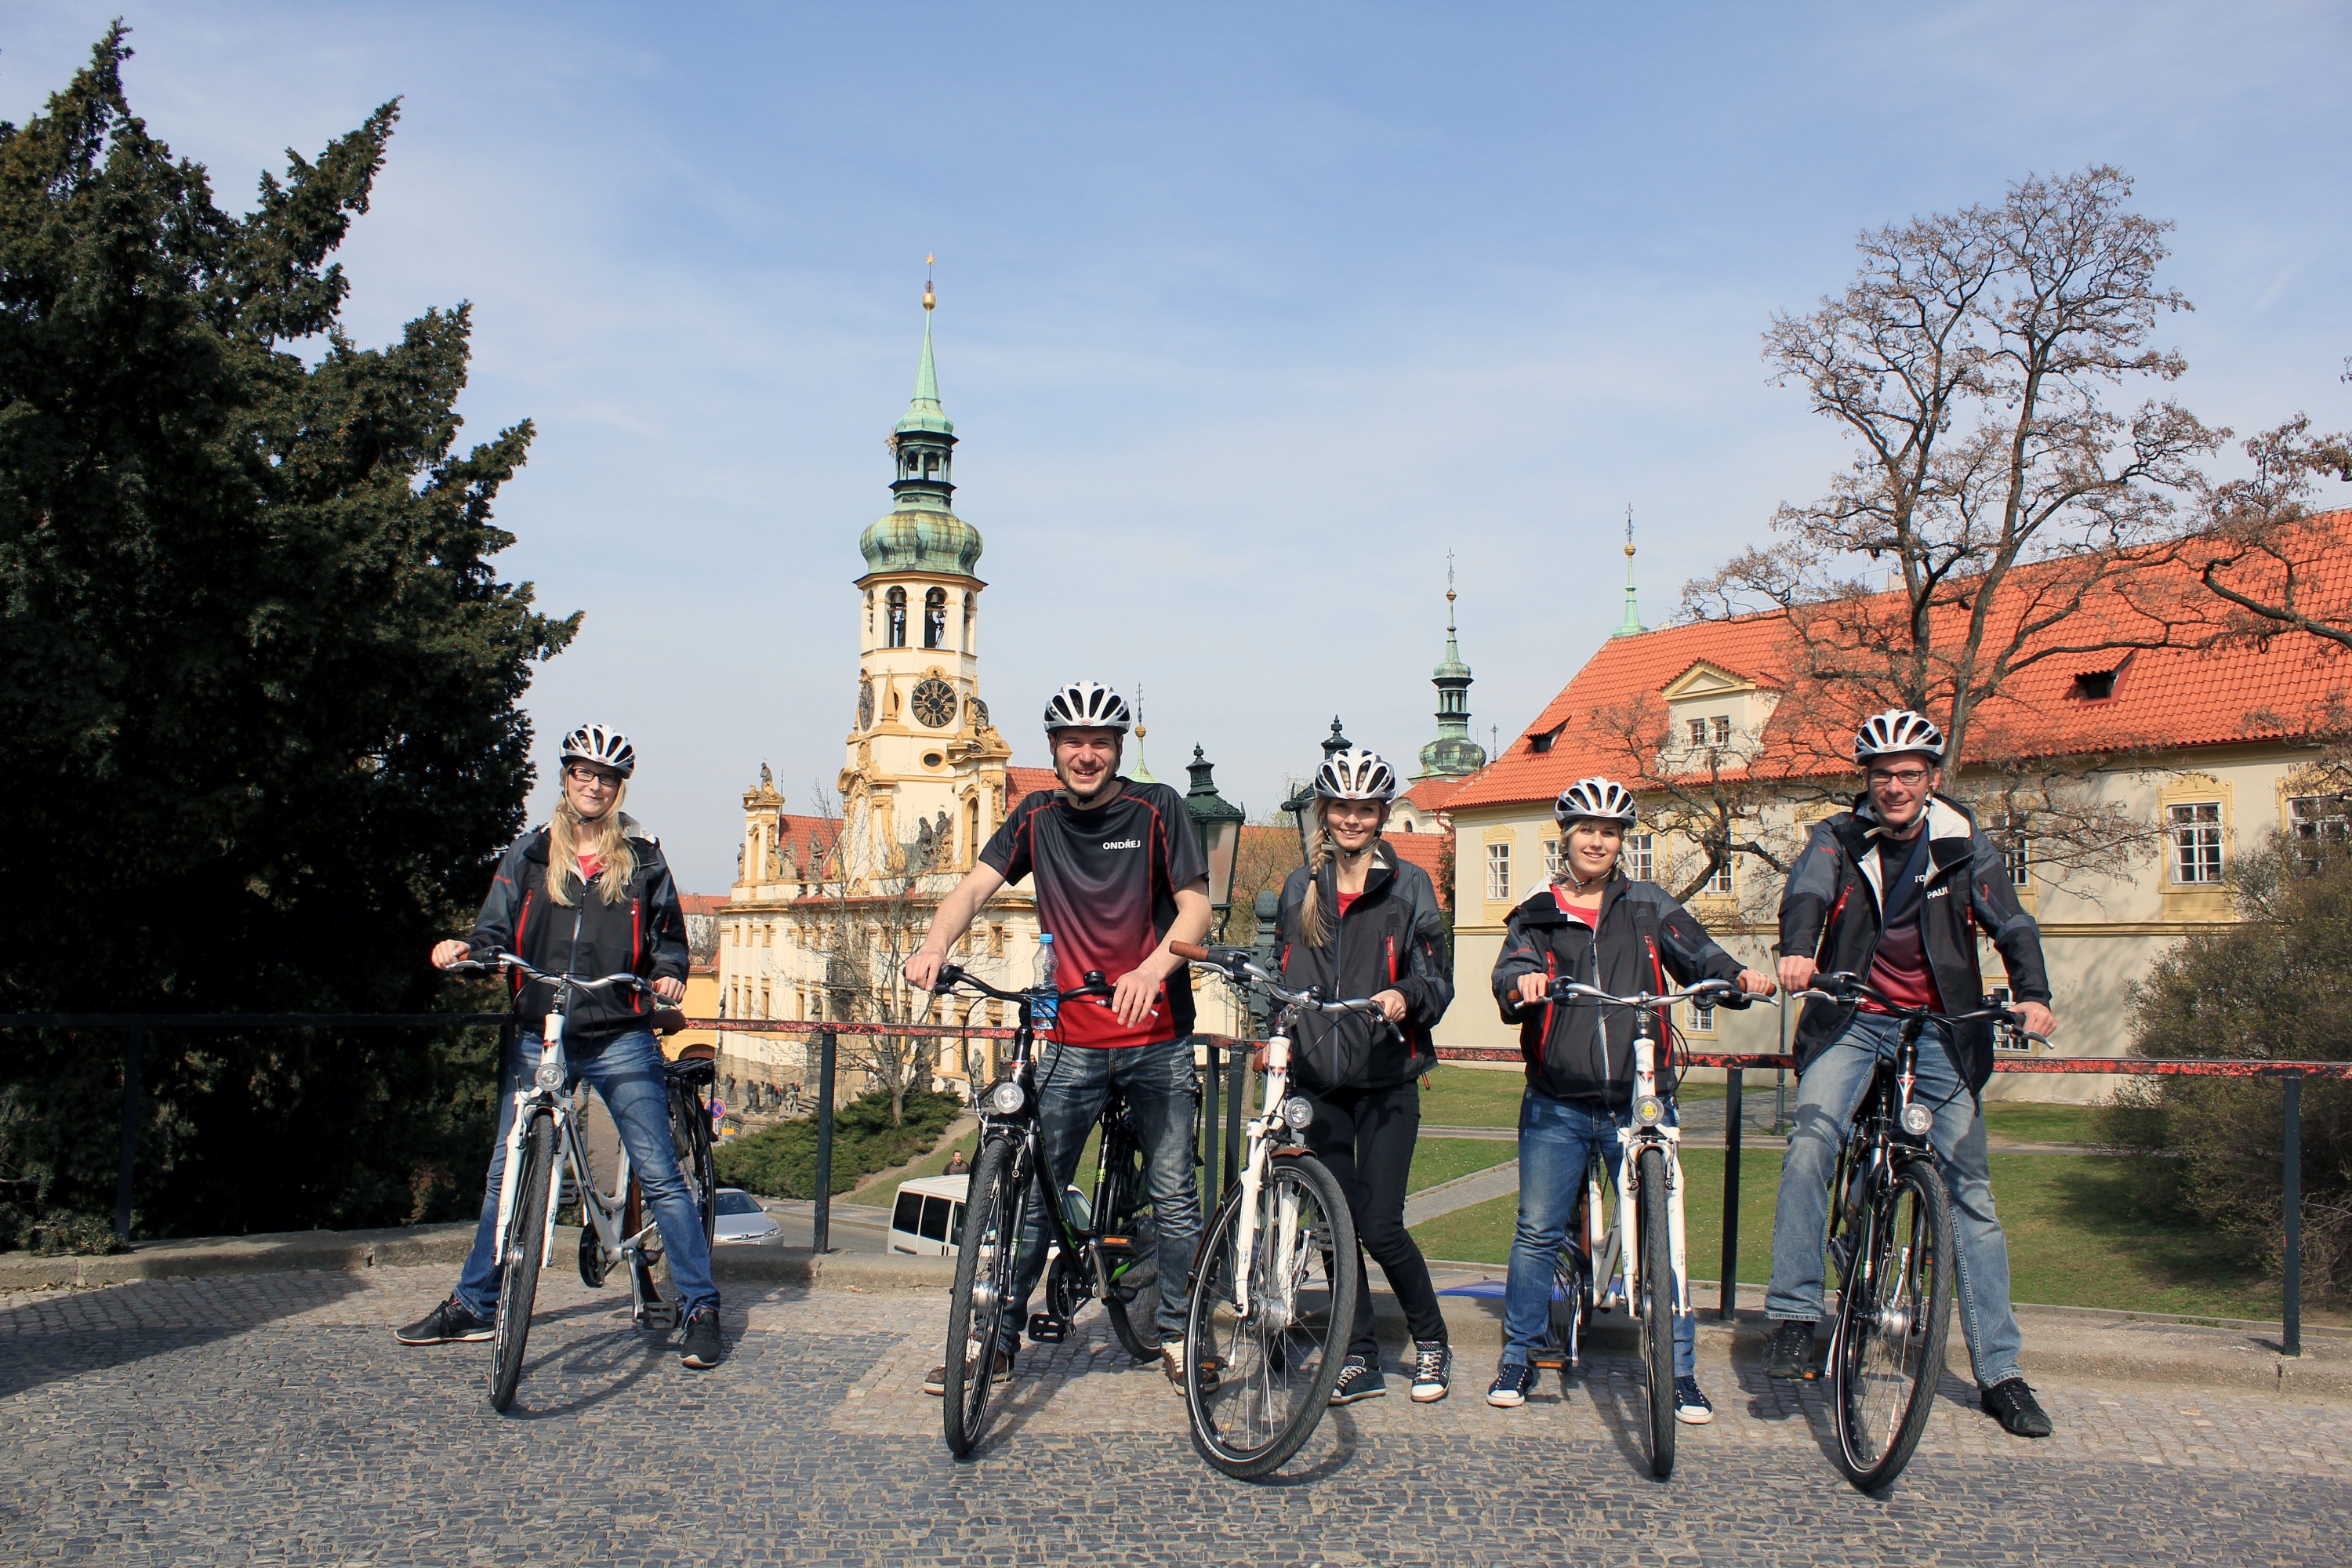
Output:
[{"xmin": 6, "ymin": 1010, "xmax": 2339, "ymax": 1354}]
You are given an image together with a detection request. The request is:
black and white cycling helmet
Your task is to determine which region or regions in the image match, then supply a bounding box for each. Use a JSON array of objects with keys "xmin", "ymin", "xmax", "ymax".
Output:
[
  {"xmin": 1553, "ymin": 776, "xmax": 1638, "ymax": 827},
  {"xmin": 559, "ymin": 722, "xmax": 636, "ymax": 778},
  {"xmin": 1852, "ymin": 710, "xmax": 1946, "ymax": 765},
  {"xmin": 1314, "ymin": 747, "xmax": 1399, "ymax": 802},
  {"xmin": 1041, "ymin": 680, "xmax": 1132, "ymax": 735}
]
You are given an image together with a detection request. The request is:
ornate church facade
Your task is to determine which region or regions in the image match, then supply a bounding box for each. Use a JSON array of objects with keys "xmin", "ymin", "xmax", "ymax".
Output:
[{"xmin": 712, "ymin": 291, "xmax": 1058, "ymax": 1102}]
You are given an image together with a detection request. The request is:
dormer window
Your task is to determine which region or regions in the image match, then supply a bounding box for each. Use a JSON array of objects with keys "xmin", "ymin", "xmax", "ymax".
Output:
[
  {"xmin": 2070, "ymin": 668, "xmax": 2118, "ymax": 701},
  {"xmin": 1529, "ymin": 721, "xmax": 1566, "ymax": 754}
]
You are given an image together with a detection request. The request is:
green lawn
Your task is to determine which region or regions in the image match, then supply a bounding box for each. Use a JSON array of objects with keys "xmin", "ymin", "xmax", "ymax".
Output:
[
  {"xmin": 1407, "ymin": 1136, "xmax": 1518, "ymax": 1195},
  {"xmin": 1981, "ymin": 1101, "xmax": 2107, "ymax": 1146},
  {"xmin": 1419, "ymin": 1067, "xmax": 1723, "ymax": 1128},
  {"xmin": 1409, "ymin": 1146, "xmax": 2322, "ymax": 1323}
]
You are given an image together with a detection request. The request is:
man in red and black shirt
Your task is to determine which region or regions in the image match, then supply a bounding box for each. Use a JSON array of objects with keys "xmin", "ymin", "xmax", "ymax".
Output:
[{"xmin": 906, "ymin": 681, "xmax": 1212, "ymax": 1388}]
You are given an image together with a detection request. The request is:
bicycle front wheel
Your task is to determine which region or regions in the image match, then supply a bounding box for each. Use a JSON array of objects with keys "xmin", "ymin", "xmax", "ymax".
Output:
[
  {"xmin": 1095, "ymin": 1127, "xmax": 1161, "ymax": 1363},
  {"xmin": 942, "ymin": 1134, "xmax": 1030, "ymax": 1458},
  {"xmin": 1831, "ymin": 1156, "xmax": 1955, "ymax": 1491},
  {"xmin": 1635, "ymin": 1145, "xmax": 1676, "ymax": 1479},
  {"xmin": 1184, "ymin": 1152, "xmax": 1360, "ymax": 1480},
  {"xmin": 489, "ymin": 1111, "xmax": 556, "ymax": 1414}
]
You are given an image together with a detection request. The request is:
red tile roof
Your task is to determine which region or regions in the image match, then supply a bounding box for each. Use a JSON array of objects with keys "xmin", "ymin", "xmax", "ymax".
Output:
[
  {"xmin": 679, "ymin": 893, "xmax": 729, "ymax": 916},
  {"xmin": 1399, "ymin": 775, "xmax": 1471, "ymax": 815},
  {"xmin": 1005, "ymin": 766, "xmax": 1060, "ymax": 808},
  {"xmin": 1385, "ymin": 830, "xmax": 1446, "ymax": 883},
  {"xmin": 1450, "ymin": 510, "xmax": 2352, "ymax": 810}
]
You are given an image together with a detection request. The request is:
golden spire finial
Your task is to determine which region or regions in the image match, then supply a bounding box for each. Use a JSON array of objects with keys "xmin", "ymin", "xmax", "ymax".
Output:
[
  {"xmin": 923, "ymin": 255, "xmax": 936, "ymax": 311},
  {"xmin": 1624, "ymin": 503, "xmax": 1637, "ymax": 558},
  {"xmin": 1446, "ymin": 548, "xmax": 1457, "ymax": 604}
]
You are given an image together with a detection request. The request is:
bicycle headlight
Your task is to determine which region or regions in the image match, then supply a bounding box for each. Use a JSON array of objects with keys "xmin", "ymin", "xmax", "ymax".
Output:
[
  {"xmin": 1900, "ymin": 1103, "xmax": 1934, "ymax": 1137},
  {"xmin": 988, "ymin": 1080, "xmax": 1026, "ymax": 1116},
  {"xmin": 535, "ymin": 1061, "xmax": 564, "ymax": 1091},
  {"xmin": 1634, "ymin": 1094, "xmax": 1666, "ymax": 1127},
  {"xmin": 1280, "ymin": 1096, "xmax": 1316, "ymax": 1132}
]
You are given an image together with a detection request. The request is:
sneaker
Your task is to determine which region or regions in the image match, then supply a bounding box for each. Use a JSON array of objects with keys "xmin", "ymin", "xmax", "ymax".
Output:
[
  {"xmin": 680, "ymin": 1306, "xmax": 724, "ymax": 1370},
  {"xmin": 1674, "ymin": 1376, "xmax": 1715, "ymax": 1425},
  {"xmin": 924, "ymin": 1348, "xmax": 1017, "ymax": 1396},
  {"xmin": 1486, "ymin": 1360, "xmax": 1538, "ymax": 1408},
  {"xmin": 1161, "ymin": 1341, "xmax": 1221, "ymax": 1392},
  {"xmin": 394, "ymin": 1294, "xmax": 493, "ymax": 1345},
  {"xmin": 1410, "ymin": 1339, "xmax": 1451, "ymax": 1403},
  {"xmin": 1764, "ymin": 1318, "xmax": 1818, "ymax": 1381},
  {"xmin": 1980, "ymin": 1377, "xmax": 2053, "ymax": 1438},
  {"xmin": 1329, "ymin": 1356, "xmax": 1387, "ymax": 1405}
]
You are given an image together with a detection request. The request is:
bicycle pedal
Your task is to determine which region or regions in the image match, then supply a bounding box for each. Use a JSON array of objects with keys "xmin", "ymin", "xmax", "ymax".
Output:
[
  {"xmin": 1026, "ymin": 1314, "xmax": 1069, "ymax": 1344},
  {"xmin": 637, "ymin": 1304, "xmax": 680, "ymax": 1332},
  {"xmin": 1529, "ymin": 1349, "xmax": 1570, "ymax": 1370}
]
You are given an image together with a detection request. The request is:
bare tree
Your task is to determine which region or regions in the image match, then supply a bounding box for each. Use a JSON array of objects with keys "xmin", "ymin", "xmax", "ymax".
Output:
[
  {"xmin": 1686, "ymin": 167, "xmax": 2220, "ymax": 765},
  {"xmin": 1584, "ymin": 694, "xmax": 1809, "ymax": 913},
  {"xmin": 2184, "ymin": 408, "xmax": 2352, "ymax": 651}
]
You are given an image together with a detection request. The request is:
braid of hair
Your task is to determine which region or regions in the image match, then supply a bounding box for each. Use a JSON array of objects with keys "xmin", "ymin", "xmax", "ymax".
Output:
[{"xmin": 1298, "ymin": 821, "xmax": 1337, "ymax": 948}]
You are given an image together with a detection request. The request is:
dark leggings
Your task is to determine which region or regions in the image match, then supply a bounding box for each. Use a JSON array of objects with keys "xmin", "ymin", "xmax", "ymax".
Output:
[{"xmin": 1302, "ymin": 1078, "xmax": 1446, "ymax": 1360}]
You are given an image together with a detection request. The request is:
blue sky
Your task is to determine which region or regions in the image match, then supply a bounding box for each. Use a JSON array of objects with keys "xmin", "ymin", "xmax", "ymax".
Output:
[{"xmin": 9, "ymin": 3, "xmax": 2350, "ymax": 891}]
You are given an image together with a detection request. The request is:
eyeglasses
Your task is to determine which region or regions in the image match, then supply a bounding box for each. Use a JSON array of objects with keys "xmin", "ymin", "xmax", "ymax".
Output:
[
  {"xmin": 564, "ymin": 764, "xmax": 622, "ymax": 789},
  {"xmin": 1867, "ymin": 767, "xmax": 1934, "ymax": 787}
]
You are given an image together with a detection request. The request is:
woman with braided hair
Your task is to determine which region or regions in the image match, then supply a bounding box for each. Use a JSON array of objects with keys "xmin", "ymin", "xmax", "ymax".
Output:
[{"xmin": 1273, "ymin": 747, "xmax": 1457, "ymax": 1405}]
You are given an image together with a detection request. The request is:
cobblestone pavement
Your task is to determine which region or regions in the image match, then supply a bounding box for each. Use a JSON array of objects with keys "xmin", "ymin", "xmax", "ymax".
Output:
[{"xmin": 2, "ymin": 1269, "xmax": 2344, "ymax": 1566}]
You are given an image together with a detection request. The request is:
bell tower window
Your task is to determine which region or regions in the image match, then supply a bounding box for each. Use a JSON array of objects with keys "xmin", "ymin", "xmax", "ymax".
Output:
[
  {"xmin": 886, "ymin": 586, "xmax": 908, "ymax": 648},
  {"xmin": 924, "ymin": 588, "xmax": 948, "ymax": 649}
]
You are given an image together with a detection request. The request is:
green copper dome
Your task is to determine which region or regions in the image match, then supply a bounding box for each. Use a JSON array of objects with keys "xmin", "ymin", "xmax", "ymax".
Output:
[{"xmin": 859, "ymin": 509, "xmax": 983, "ymax": 577}]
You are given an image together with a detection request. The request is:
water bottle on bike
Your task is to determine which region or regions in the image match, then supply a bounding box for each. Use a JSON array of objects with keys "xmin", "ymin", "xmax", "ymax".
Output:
[{"xmin": 1033, "ymin": 932, "xmax": 1058, "ymax": 1032}]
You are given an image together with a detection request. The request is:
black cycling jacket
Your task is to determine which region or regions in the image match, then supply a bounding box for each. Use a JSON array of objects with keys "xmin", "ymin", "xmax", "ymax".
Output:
[
  {"xmin": 1777, "ymin": 792, "xmax": 2052, "ymax": 1093},
  {"xmin": 1490, "ymin": 875, "xmax": 1744, "ymax": 1103},
  {"xmin": 463, "ymin": 814, "xmax": 690, "ymax": 1047},
  {"xmin": 1273, "ymin": 848, "xmax": 1452, "ymax": 1092}
]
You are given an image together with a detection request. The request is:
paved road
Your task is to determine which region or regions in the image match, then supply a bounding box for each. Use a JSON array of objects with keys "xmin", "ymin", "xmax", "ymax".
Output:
[{"xmin": 3, "ymin": 1269, "xmax": 2343, "ymax": 1566}]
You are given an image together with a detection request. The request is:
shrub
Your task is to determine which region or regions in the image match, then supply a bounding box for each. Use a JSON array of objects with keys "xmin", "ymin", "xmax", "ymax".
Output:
[
  {"xmin": 716, "ymin": 1087, "xmax": 963, "ymax": 1199},
  {"xmin": 2108, "ymin": 832, "xmax": 2352, "ymax": 1301}
]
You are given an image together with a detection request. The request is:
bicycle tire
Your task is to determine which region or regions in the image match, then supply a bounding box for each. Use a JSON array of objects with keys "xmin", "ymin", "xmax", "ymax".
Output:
[
  {"xmin": 942, "ymin": 1134, "xmax": 1029, "ymax": 1458},
  {"xmin": 648, "ymin": 1082, "xmax": 718, "ymax": 1305},
  {"xmin": 1544, "ymin": 1247, "xmax": 1587, "ymax": 1376},
  {"xmin": 1183, "ymin": 1152, "xmax": 1360, "ymax": 1480},
  {"xmin": 488, "ymin": 1112, "xmax": 556, "ymax": 1414},
  {"xmin": 1831, "ymin": 1155, "xmax": 1955, "ymax": 1492},
  {"xmin": 1635, "ymin": 1145, "xmax": 1676, "ymax": 1479},
  {"xmin": 1097, "ymin": 1123, "xmax": 1161, "ymax": 1363}
]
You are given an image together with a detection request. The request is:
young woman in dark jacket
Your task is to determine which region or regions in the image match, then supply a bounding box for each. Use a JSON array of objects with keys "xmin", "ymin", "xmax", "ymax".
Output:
[
  {"xmin": 398, "ymin": 724, "xmax": 722, "ymax": 1371},
  {"xmin": 1483, "ymin": 777, "xmax": 1773, "ymax": 1420},
  {"xmin": 1273, "ymin": 748, "xmax": 1456, "ymax": 1405}
]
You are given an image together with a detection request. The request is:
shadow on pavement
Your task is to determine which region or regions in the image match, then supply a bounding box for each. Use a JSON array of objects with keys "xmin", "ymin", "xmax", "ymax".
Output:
[{"xmin": 0, "ymin": 1270, "xmax": 380, "ymax": 1402}]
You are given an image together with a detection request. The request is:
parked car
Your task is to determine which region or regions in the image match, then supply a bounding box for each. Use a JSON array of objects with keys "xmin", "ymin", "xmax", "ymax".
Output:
[
  {"xmin": 888, "ymin": 1174, "xmax": 1087, "ymax": 1258},
  {"xmin": 712, "ymin": 1186, "xmax": 782, "ymax": 1244}
]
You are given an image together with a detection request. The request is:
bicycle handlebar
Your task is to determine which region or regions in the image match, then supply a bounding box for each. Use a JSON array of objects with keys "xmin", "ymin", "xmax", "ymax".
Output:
[
  {"xmin": 1169, "ymin": 942, "xmax": 1394, "ymax": 1020},
  {"xmin": 445, "ymin": 950, "xmax": 648, "ymax": 995},
  {"xmin": 924, "ymin": 962, "xmax": 1113, "ymax": 1006},
  {"xmin": 1795, "ymin": 971, "xmax": 2052, "ymax": 1043},
  {"xmin": 1539, "ymin": 977, "xmax": 1756, "ymax": 1011}
]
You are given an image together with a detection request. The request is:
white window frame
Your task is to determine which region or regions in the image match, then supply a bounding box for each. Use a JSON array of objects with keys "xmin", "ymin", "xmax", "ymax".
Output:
[
  {"xmin": 1625, "ymin": 833, "xmax": 1655, "ymax": 883},
  {"xmin": 1690, "ymin": 1003, "xmax": 1716, "ymax": 1034},
  {"xmin": 1486, "ymin": 841, "xmax": 1512, "ymax": 902},
  {"xmin": 2168, "ymin": 801, "xmax": 2224, "ymax": 885},
  {"xmin": 1704, "ymin": 857, "xmax": 1733, "ymax": 896},
  {"xmin": 2289, "ymin": 793, "xmax": 2350, "ymax": 868},
  {"xmin": 1542, "ymin": 837, "xmax": 1562, "ymax": 880}
]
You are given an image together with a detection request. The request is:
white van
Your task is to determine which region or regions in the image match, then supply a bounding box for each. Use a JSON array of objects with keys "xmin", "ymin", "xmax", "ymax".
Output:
[{"xmin": 888, "ymin": 1173, "xmax": 1091, "ymax": 1258}]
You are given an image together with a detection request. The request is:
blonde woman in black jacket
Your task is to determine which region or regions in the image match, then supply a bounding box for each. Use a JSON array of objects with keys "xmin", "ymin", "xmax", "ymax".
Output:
[{"xmin": 1273, "ymin": 748, "xmax": 1455, "ymax": 1405}]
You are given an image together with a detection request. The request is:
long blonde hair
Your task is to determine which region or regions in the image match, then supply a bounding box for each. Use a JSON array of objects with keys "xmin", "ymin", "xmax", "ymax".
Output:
[
  {"xmin": 546, "ymin": 788, "xmax": 636, "ymax": 907},
  {"xmin": 1298, "ymin": 800, "xmax": 1392, "ymax": 947}
]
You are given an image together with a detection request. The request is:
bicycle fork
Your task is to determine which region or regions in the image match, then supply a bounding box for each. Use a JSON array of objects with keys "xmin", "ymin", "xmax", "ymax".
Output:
[
  {"xmin": 1229, "ymin": 1030, "xmax": 1301, "ymax": 1320},
  {"xmin": 492, "ymin": 1016, "xmax": 570, "ymax": 1270}
]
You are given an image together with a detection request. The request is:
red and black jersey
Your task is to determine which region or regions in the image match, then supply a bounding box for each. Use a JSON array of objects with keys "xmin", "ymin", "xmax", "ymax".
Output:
[{"xmin": 979, "ymin": 779, "xmax": 1207, "ymax": 1048}]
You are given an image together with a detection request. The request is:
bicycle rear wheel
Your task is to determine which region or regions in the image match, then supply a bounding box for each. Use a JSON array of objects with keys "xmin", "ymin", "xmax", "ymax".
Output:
[
  {"xmin": 1095, "ymin": 1125, "xmax": 1161, "ymax": 1363},
  {"xmin": 489, "ymin": 1112, "xmax": 556, "ymax": 1414},
  {"xmin": 648, "ymin": 1081, "xmax": 717, "ymax": 1306},
  {"xmin": 1831, "ymin": 1156, "xmax": 1955, "ymax": 1491},
  {"xmin": 1184, "ymin": 1152, "xmax": 1360, "ymax": 1480},
  {"xmin": 942, "ymin": 1134, "xmax": 1029, "ymax": 1457},
  {"xmin": 1635, "ymin": 1145, "xmax": 1676, "ymax": 1479}
]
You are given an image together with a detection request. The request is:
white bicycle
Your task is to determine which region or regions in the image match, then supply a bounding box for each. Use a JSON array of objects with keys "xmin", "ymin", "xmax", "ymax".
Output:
[
  {"xmin": 447, "ymin": 950, "xmax": 702, "ymax": 1413},
  {"xmin": 1171, "ymin": 942, "xmax": 1380, "ymax": 1480}
]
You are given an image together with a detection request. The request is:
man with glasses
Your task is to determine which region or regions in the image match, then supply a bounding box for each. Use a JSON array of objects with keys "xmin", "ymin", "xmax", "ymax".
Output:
[{"xmin": 1763, "ymin": 710, "xmax": 2059, "ymax": 1438}]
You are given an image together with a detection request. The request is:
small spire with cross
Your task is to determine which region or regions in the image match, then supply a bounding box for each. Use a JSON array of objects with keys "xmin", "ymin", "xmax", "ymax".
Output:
[{"xmin": 1613, "ymin": 503, "xmax": 1648, "ymax": 638}]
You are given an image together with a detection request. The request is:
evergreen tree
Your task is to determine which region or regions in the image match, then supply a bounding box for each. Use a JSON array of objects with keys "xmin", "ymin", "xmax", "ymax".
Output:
[{"xmin": 0, "ymin": 28, "xmax": 576, "ymax": 1241}]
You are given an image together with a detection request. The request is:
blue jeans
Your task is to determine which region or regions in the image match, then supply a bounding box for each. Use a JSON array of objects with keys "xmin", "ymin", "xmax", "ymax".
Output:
[
  {"xmin": 1000, "ymin": 1036, "xmax": 1202, "ymax": 1352},
  {"xmin": 1503, "ymin": 1087, "xmax": 1697, "ymax": 1378},
  {"xmin": 455, "ymin": 1029, "xmax": 719, "ymax": 1319},
  {"xmin": 1765, "ymin": 1011, "xmax": 2022, "ymax": 1389}
]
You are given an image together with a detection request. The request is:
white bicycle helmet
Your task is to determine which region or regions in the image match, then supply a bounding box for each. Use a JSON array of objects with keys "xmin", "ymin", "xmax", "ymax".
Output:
[
  {"xmin": 559, "ymin": 722, "xmax": 636, "ymax": 778},
  {"xmin": 1554, "ymin": 776, "xmax": 1638, "ymax": 827},
  {"xmin": 1314, "ymin": 748, "xmax": 1399, "ymax": 802},
  {"xmin": 1041, "ymin": 681, "xmax": 1132, "ymax": 735},
  {"xmin": 1852, "ymin": 710, "xmax": 1946, "ymax": 765}
]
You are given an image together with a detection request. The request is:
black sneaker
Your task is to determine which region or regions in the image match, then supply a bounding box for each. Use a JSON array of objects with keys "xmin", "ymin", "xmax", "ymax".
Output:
[
  {"xmin": 1764, "ymin": 1318, "xmax": 1818, "ymax": 1380},
  {"xmin": 1486, "ymin": 1360, "xmax": 1538, "ymax": 1408},
  {"xmin": 394, "ymin": 1294, "xmax": 493, "ymax": 1345},
  {"xmin": 1980, "ymin": 1377, "xmax": 2053, "ymax": 1438},
  {"xmin": 1410, "ymin": 1339, "xmax": 1451, "ymax": 1403},
  {"xmin": 1329, "ymin": 1356, "xmax": 1386, "ymax": 1405},
  {"xmin": 680, "ymin": 1307, "xmax": 724, "ymax": 1370}
]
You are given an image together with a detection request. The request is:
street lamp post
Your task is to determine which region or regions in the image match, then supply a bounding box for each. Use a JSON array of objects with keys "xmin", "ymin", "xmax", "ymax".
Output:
[{"xmin": 1183, "ymin": 746, "xmax": 1246, "ymax": 933}]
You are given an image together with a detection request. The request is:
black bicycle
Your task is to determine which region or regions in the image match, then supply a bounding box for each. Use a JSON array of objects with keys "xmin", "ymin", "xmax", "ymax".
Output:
[
  {"xmin": 1795, "ymin": 973, "xmax": 2040, "ymax": 1491},
  {"xmin": 923, "ymin": 961, "xmax": 1179, "ymax": 1457}
]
